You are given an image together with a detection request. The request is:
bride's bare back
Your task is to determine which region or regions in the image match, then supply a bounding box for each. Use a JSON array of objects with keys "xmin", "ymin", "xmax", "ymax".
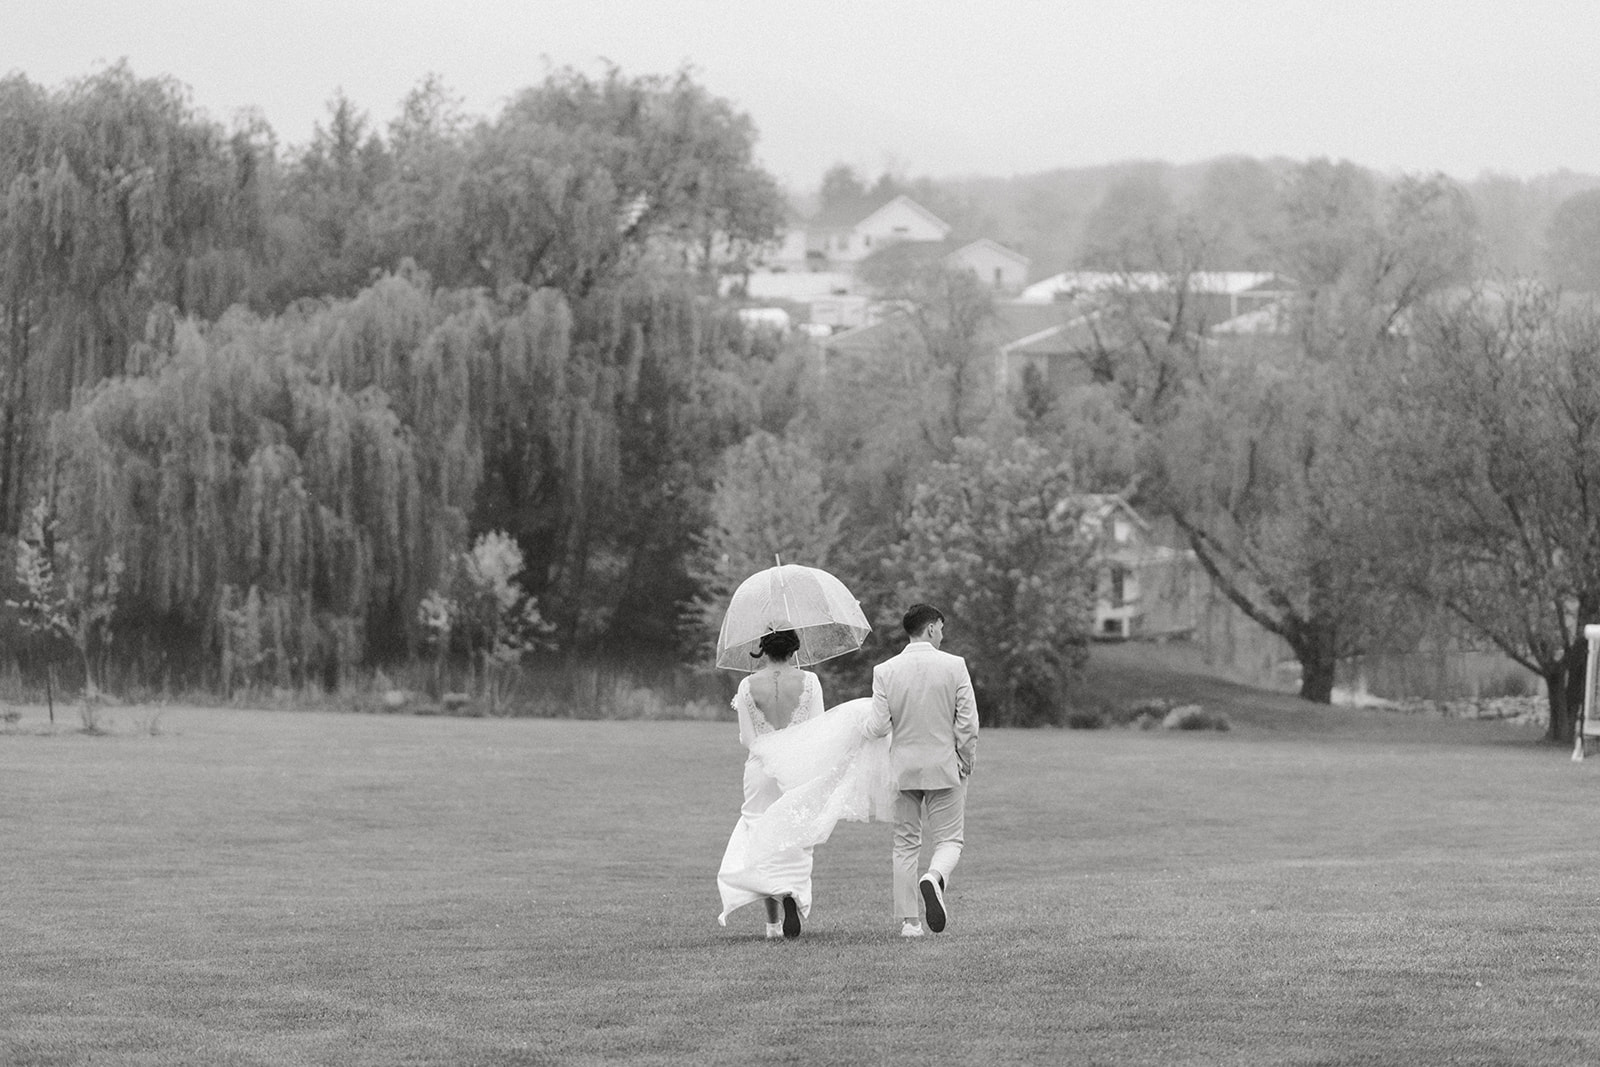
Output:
[{"xmin": 748, "ymin": 668, "xmax": 807, "ymax": 730}]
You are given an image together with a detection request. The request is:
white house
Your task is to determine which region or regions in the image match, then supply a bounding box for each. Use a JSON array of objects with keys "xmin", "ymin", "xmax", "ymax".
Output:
[
  {"xmin": 805, "ymin": 194, "xmax": 952, "ymax": 266},
  {"xmin": 737, "ymin": 192, "xmax": 1039, "ymax": 333},
  {"xmin": 945, "ymin": 238, "xmax": 1031, "ymax": 292},
  {"xmin": 1060, "ymin": 494, "xmax": 1196, "ymax": 640}
]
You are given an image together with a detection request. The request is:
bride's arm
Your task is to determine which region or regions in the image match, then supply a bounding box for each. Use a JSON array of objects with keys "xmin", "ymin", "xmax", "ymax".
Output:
[
  {"xmin": 805, "ymin": 671, "xmax": 826, "ymax": 719},
  {"xmin": 734, "ymin": 677, "xmax": 756, "ymax": 750}
]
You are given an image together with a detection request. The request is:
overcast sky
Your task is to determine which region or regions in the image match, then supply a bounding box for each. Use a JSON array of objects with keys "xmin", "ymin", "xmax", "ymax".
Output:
[{"xmin": 8, "ymin": 0, "xmax": 1600, "ymax": 191}]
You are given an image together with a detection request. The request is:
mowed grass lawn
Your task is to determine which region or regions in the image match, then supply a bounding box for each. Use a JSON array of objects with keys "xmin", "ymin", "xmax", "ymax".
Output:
[{"xmin": 7, "ymin": 677, "xmax": 1600, "ymax": 1065}]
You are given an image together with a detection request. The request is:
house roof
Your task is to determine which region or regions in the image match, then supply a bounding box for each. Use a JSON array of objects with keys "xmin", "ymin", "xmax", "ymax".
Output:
[
  {"xmin": 859, "ymin": 236, "xmax": 1030, "ymax": 280},
  {"xmin": 809, "ymin": 193, "xmax": 950, "ymax": 235},
  {"xmin": 999, "ymin": 304, "xmax": 1183, "ymax": 357},
  {"xmin": 824, "ymin": 298, "xmax": 1091, "ymax": 357},
  {"xmin": 809, "ymin": 191, "xmax": 898, "ymax": 231},
  {"xmin": 1051, "ymin": 494, "xmax": 1153, "ymax": 546},
  {"xmin": 858, "ymin": 238, "xmax": 956, "ymax": 274},
  {"xmin": 862, "ymin": 195, "xmax": 951, "ymax": 236},
  {"xmin": 947, "ymin": 238, "xmax": 1030, "ymax": 268},
  {"xmin": 1019, "ymin": 271, "xmax": 1295, "ymax": 304},
  {"xmin": 1212, "ymin": 300, "xmax": 1294, "ymax": 334},
  {"xmin": 1000, "ymin": 315, "xmax": 1104, "ymax": 356},
  {"xmin": 1068, "ymin": 493, "xmax": 1150, "ymax": 528}
]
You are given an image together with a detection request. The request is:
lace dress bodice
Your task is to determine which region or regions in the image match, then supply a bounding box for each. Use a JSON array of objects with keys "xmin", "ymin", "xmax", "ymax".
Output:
[{"xmin": 734, "ymin": 670, "xmax": 823, "ymax": 749}]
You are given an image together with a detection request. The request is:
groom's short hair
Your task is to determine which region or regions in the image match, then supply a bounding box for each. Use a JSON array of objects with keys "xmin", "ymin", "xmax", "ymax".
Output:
[{"xmin": 902, "ymin": 603, "xmax": 944, "ymax": 636}]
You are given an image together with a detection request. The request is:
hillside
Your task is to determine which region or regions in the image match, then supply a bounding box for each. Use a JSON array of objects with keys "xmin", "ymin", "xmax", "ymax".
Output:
[{"xmin": 1075, "ymin": 639, "xmax": 1547, "ymax": 746}]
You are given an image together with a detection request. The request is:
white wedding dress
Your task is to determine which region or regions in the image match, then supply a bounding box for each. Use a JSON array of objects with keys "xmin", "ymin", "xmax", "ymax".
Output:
[{"xmin": 716, "ymin": 671, "xmax": 896, "ymax": 926}]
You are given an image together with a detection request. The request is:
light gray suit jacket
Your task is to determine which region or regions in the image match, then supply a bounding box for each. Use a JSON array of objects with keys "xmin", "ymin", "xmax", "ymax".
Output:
[{"xmin": 866, "ymin": 641, "xmax": 979, "ymax": 790}]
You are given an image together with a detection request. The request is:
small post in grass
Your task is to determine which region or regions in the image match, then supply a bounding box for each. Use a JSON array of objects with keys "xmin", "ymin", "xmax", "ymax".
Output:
[{"xmin": 1573, "ymin": 624, "xmax": 1600, "ymax": 761}]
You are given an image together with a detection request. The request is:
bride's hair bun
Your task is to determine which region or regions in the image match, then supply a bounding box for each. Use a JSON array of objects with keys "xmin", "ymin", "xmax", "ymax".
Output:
[{"xmin": 756, "ymin": 629, "xmax": 801, "ymax": 661}]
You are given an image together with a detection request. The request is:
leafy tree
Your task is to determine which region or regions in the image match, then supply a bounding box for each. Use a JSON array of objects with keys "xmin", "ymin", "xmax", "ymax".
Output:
[
  {"xmin": 1013, "ymin": 382, "xmax": 1142, "ymax": 494},
  {"xmin": 1079, "ymin": 168, "xmax": 1182, "ymax": 270},
  {"xmin": 46, "ymin": 279, "xmax": 486, "ymax": 688},
  {"xmin": 888, "ymin": 437, "xmax": 1094, "ymax": 726},
  {"xmin": 420, "ymin": 530, "xmax": 554, "ymax": 713},
  {"xmin": 684, "ymin": 431, "xmax": 842, "ymax": 662},
  {"xmin": 1273, "ymin": 158, "xmax": 1382, "ymax": 290},
  {"xmin": 264, "ymin": 91, "xmax": 393, "ymax": 305},
  {"xmin": 7, "ymin": 497, "xmax": 122, "ymax": 719},
  {"xmin": 819, "ymin": 164, "xmax": 867, "ymax": 213},
  {"xmin": 1544, "ymin": 189, "xmax": 1600, "ymax": 292},
  {"xmin": 1470, "ymin": 172, "xmax": 1546, "ymax": 278},
  {"xmin": 1149, "ymin": 341, "xmax": 1412, "ymax": 703},
  {"xmin": 0, "ymin": 64, "xmax": 265, "ymax": 535},
  {"xmin": 812, "ymin": 262, "xmax": 1004, "ymax": 631},
  {"xmin": 853, "ymin": 260, "xmax": 999, "ymax": 445},
  {"xmin": 1370, "ymin": 284, "xmax": 1600, "ymax": 743},
  {"xmin": 1094, "ymin": 166, "xmax": 1477, "ymax": 702},
  {"xmin": 461, "ymin": 66, "xmax": 782, "ymax": 298},
  {"xmin": 1276, "ymin": 165, "xmax": 1476, "ymax": 351},
  {"xmin": 1189, "ymin": 156, "xmax": 1283, "ymax": 269},
  {"xmin": 371, "ymin": 75, "xmax": 475, "ymax": 288}
]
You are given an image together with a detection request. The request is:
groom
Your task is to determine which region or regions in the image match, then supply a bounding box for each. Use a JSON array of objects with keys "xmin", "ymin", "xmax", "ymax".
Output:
[{"xmin": 865, "ymin": 603, "xmax": 979, "ymax": 938}]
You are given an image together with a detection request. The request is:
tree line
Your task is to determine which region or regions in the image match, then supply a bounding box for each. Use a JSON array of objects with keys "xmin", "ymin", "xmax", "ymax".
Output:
[
  {"xmin": 1033, "ymin": 161, "xmax": 1600, "ymax": 743},
  {"xmin": 0, "ymin": 63, "xmax": 789, "ymax": 699},
  {"xmin": 5, "ymin": 63, "xmax": 1600, "ymax": 739}
]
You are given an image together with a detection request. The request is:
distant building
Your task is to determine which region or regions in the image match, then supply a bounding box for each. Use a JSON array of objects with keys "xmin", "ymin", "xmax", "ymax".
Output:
[
  {"xmin": 1061, "ymin": 494, "xmax": 1197, "ymax": 641},
  {"xmin": 804, "ymin": 193, "xmax": 952, "ymax": 266},
  {"xmin": 945, "ymin": 238, "xmax": 1031, "ymax": 292},
  {"xmin": 1020, "ymin": 271, "xmax": 1296, "ymax": 329},
  {"xmin": 741, "ymin": 193, "xmax": 1036, "ymax": 330},
  {"xmin": 822, "ymin": 299, "xmax": 1091, "ymax": 385}
]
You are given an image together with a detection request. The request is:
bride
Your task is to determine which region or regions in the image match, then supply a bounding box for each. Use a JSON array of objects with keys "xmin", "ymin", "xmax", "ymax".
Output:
[{"xmin": 716, "ymin": 629, "xmax": 894, "ymax": 938}]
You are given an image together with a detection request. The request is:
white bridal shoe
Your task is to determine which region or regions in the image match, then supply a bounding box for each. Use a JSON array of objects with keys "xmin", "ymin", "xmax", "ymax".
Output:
[{"xmin": 900, "ymin": 921, "xmax": 924, "ymax": 938}]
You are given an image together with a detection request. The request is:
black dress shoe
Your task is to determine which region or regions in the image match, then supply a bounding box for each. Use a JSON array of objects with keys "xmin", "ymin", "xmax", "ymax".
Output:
[
  {"xmin": 781, "ymin": 895, "xmax": 802, "ymax": 939},
  {"xmin": 919, "ymin": 873, "xmax": 946, "ymax": 933}
]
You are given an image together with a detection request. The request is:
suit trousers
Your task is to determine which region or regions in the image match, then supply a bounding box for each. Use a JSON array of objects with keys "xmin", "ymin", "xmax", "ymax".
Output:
[{"xmin": 892, "ymin": 783, "xmax": 966, "ymax": 920}]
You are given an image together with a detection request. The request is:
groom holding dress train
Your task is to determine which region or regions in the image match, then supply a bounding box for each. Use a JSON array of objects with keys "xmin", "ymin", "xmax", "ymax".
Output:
[{"xmin": 864, "ymin": 603, "xmax": 979, "ymax": 938}]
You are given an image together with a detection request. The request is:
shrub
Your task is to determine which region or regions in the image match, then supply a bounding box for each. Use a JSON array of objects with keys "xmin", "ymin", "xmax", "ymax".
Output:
[
  {"xmin": 1162, "ymin": 704, "xmax": 1231, "ymax": 731},
  {"xmin": 1064, "ymin": 707, "xmax": 1107, "ymax": 729},
  {"xmin": 887, "ymin": 438, "xmax": 1095, "ymax": 727},
  {"xmin": 606, "ymin": 685, "xmax": 677, "ymax": 720},
  {"xmin": 602, "ymin": 685, "xmax": 727, "ymax": 722},
  {"xmin": 1109, "ymin": 697, "xmax": 1174, "ymax": 727}
]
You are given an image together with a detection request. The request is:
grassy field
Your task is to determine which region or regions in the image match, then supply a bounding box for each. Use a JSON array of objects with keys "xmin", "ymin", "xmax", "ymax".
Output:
[{"xmin": 7, "ymin": 651, "xmax": 1600, "ymax": 1066}]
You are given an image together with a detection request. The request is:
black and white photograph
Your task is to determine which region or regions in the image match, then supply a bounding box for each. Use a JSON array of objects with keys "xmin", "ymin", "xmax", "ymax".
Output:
[{"xmin": 7, "ymin": 2, "xmax": 1600, "ymax": 1063}]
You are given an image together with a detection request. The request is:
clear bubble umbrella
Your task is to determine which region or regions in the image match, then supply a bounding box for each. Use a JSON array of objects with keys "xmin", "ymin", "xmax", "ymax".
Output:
[{"xmin": 715, "ymin": 563, "xmax": 872, "ymax": 672}]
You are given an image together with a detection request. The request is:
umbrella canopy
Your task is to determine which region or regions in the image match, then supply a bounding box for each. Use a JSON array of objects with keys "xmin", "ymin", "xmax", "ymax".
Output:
[{"xmin": 715, "ymin": 564, "xmax": 871, "ymax": 671}]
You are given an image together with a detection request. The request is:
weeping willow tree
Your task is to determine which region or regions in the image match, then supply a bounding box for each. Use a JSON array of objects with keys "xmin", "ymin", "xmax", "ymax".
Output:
[
  {"xmin": 50, "ymin": 309, "xmax": 424, "ymax": 688},
  {"xmin": 43, "ymin": 256, "xmax": 784, "ymax": 686},
  {"xmin": 0, "ymin": 64, "xmax": 264, "ymax": 536},
  {"xmin": 43, "ymin": 261, "xmax": 670, "ymax": 686},
  {"xmin": 538, "ymin": 272, "xmax": 801, "ymax": 651},
  {"xmin": 299, "ymin": 268, "xmax": 625, "ymax": 652}
]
